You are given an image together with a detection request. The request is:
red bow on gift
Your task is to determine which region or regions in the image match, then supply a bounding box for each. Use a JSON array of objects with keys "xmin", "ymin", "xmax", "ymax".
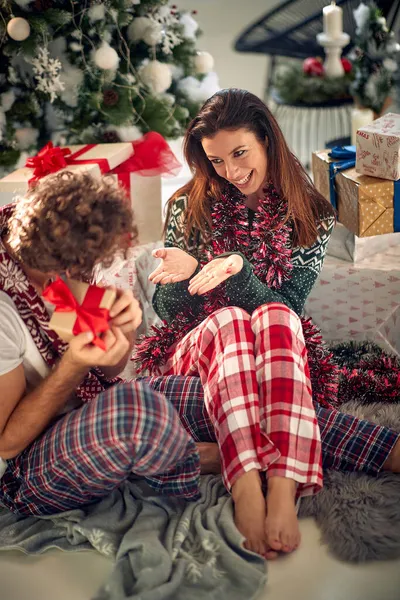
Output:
[
  {"xmin": 43, "ymin": 277, "xmax": 111, "ymax": 350},
  {"xmin": 25, "ymin": 142, "xmax": 71, "ymax": 185},
  {"xmin": 111, "ymin": 131, "xmax": 181, "ymax": 184}
]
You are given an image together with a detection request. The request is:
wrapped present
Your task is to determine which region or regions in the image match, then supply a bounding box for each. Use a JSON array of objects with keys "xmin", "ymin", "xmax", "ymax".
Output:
[
  {"xmin": 356, "ymin": 112, "xmax": 400, "ymax": 181},
  {"xmin": 0, "ymin": 142, "xmax": 134, "ymax": 207},
  {"xmin": 327, "ymin": 222, "xmax": 400, "ymax": 263},
  {"xmin": 305, "ymin": 245, "xmax": 400, "ymax": 356},
  {"xmin": 109, "ymin": 132, "xmax": 181, "ymax": 244},
  {"xmin": 312, "ymin": 147, "xmax": 400, "ymax": 238},
  {"xmin": 42, "ymin": 277, "xmax": 116, "ymax": 350}
]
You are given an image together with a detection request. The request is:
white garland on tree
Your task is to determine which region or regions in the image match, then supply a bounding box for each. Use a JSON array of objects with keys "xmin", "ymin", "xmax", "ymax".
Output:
[
  {"xmin": 128, "ymin": 8, "xmax": 183, "ymax": 54},
  {"xmin": 152, "ymin": 6, "xmax": 182, "ymax": 54},
  {"xmin": 50, "ymin": 38, "xmax": 84, "ymax": 108},
  {"xmin": 180, "ymin": 13, "xmax": 198, "ymax": 41},
  {"xmin": 31, "ymin": 47, "xmax": 65, "ymax": 104},
  {"xmin": 353, "ymin": 2, "xmax": 370, "ymax": 34},
  {"xmin": 114, "ymin": 124, "xmax": 142, "ymax": 142},
  {"xmin": 178, "ymin": 71, "xmax": 220, "ymax": 103}
]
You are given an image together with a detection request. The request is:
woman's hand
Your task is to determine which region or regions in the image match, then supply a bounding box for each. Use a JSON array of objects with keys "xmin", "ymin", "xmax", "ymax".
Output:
[
  {"xmin": 188, "ymin": 254, "xmax": 243, "ymax": 295},
  {"xmin": 149, "ymin": 247, "xmax": 199, "ymax": 285}
]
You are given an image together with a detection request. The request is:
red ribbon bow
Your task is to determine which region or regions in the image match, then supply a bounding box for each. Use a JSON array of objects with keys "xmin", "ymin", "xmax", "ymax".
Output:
[
  {"xmin": 25, "ymin": 142, "xmax": 71, "ymax": 185},
  {"xmin": 42, "ymin": 277, "xmax": 111, "ymax": 350}
]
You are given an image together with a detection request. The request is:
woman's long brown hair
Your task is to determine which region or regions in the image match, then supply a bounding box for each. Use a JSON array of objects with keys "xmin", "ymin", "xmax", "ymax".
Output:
[{"xmin": 165, "ymin": 88, "xmax": 334, "ymax": 247}]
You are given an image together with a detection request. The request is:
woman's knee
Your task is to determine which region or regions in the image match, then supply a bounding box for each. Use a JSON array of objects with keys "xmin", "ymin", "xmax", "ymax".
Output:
[
  {"xmin": 251, "ymin": 302, "xmax": 301, "ymax": 333},
  {"xmin": 211, "ymin": 306, "xmax": 251, "ymax": 328}
]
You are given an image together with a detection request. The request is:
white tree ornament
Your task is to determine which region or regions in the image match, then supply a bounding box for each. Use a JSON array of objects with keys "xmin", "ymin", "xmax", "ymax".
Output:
[
  {"xmin": 142, "ymin": 21, "xmax": 164, "ymax": 46},
  {"xmin": 194, "ymin": 51, "xmax": 214, "ymax": 74},
  {"xmin": 7, "ymin": 17, "xmax": 30, "ymax": 41},
  {"xmin": 94, "ymin": 42, "xmax": 120, "ymax": 70},
  {"xmin": 140, "ymin": 60, "xmax": 172, "ymax": 94},
  {"xmin": 127, "ymin": 17, "xmax": 153, "ymax": 43}
]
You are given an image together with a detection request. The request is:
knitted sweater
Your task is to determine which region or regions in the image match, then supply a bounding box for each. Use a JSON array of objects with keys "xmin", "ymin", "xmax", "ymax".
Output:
[{"xmin": 153, "ymin": 195, "xmax": 335, "ymax": 323}]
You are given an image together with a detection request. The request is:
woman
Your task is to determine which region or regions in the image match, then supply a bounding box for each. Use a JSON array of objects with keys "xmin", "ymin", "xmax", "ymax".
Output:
[{"xmin": 136, "ymin": 89, "xmax": 400, "ymax": 559}]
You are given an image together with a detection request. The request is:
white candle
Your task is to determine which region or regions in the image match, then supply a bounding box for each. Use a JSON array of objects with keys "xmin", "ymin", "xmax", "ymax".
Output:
[
  {"xmin": 351, "ymin": 107, "xmax": 374, "ymax": 145},
  {"xmin": 323, "ymin": 2, "xmax": 343, "ymax": 39}
]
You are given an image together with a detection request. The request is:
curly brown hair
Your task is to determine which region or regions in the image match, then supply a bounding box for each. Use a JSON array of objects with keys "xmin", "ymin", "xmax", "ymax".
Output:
[{"xmin": 8, "ymin": 171, "xmax": 138, "ymax": 277}]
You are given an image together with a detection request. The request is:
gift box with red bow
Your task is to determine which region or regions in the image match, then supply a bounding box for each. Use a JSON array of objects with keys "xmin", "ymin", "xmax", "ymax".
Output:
[
  {"xmin": 43, "ymin": 277, "xmax": 116, "ymax": 350},
  {"xmin": 0, "ymin": 133, "xmax": 181, "ymax": 244},
  {"xmin": 0, "ymin": 142, "xmax": 134, "ymax": 204},
  {"xmin": 108, "ymin": 132, "xmax": 181, "ymax": 243}
]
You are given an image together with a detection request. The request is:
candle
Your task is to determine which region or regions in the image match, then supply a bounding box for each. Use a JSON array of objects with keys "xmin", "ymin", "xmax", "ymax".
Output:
[
  {"xmin": 351, "ymin": 107, "xmax": 374, "ymax": 145},
  {"xmin": 323, "ymin": 2, "xmax": 343, "ymax": 39}
]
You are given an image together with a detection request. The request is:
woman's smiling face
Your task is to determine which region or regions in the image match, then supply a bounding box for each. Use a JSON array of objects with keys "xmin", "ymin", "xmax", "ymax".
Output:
[{"xmin": 202, "ymin": 128, "xmax": 268, "ymax": 196}]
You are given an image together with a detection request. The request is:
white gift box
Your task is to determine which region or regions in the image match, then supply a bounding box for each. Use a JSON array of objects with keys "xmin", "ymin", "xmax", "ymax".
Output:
[
  {"xmin": 305, "ymin": 245, "xmax": 400, "ymax": 356},
  {"xmin": 356, "ymin": 112, "xmax": 400, "ymax": 181},
  {"xmin": 0, "ymin": 143, "xmax": 134, "ymax": 207},
  {"xmin": 109, "ymin": 172, "xmax": 163, "ymax": 245},
  {"xmin": 327, "ymin": 222, "xmax": 400, "ymax": 263}
]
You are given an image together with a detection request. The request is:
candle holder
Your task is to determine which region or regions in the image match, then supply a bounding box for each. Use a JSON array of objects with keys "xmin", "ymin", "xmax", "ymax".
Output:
[{"xmin": 317, "ymin": 31, "xmax": 350, "ymax": 78}]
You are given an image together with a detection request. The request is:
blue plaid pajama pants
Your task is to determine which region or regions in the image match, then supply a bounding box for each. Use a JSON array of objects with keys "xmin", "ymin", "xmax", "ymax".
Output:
[{"xmin": 0, "ymin": 376, "xmax": 398, "ymax": 516}]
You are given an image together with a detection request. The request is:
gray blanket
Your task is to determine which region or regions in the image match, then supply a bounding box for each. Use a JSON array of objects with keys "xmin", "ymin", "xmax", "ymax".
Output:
[
  {"xmin": 1, "ymin": 402, "xmax": 400, "ymax": 598},
  {"xmin": 0, "ymin": 475, "xmax": 266, "ymax": 600}
]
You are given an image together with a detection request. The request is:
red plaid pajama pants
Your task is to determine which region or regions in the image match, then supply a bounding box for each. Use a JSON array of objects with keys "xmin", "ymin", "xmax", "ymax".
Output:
[{"xmin": 162, "ymin": 303, "xmax": 323, "ymax": 496}]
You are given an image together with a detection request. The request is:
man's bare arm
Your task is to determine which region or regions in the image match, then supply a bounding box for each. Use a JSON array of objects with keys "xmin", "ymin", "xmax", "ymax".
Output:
[
  {"xmin": 0, "ymin": 328, "xmax": 130, "ymax": 459},
  {"xmin": 0, "ymin": 359, "xmax": 87, "ymax": 459}
]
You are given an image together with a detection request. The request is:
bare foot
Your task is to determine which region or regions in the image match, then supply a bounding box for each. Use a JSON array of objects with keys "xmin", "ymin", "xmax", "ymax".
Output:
[
  {"xmin": 265, "ymin": 476, "xmax": 300, "ymax": 554},
  {"xmin": 196, "ymin": 442, "xmax": 221, "ymax": 474},
  {"xmin": 383, "ymin": 439, "xmax": 400, "ymax": 473},
  {"xmin": 232, "ymin": 469, "xmax": 268, "ymax": 557}
]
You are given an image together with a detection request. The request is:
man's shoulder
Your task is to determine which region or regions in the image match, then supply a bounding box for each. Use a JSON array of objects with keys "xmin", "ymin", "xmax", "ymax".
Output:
[
  {"xmin": 0, "ymin": 291, "xmax": 19, "ymax": 314},
  {"xmin": 0, "ymin": 292, "xmax": 26, "ymax": 338}
]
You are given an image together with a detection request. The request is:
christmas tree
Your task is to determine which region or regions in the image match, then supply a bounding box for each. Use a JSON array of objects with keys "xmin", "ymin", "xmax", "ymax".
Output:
[
  {"xmin": 350, "ymin": 2, "xmax": 399, "ymax": 115},
  {"xmin": 0, "ymin": 0, "xmax": 218, "ymax": 174}
]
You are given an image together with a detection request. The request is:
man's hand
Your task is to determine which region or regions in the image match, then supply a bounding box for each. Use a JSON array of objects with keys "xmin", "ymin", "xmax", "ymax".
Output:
[
  {"xmin": 108, "ymin": 288, "xmax": 142, "ymax": 335},
  {"xmin": 65, "ymin": 328, "xmax": 130, "ymax": 370},
  {"xmin": 149, "ymin": 247, "xmax": 198, "ymax": 285},
  {"xmin": 188, "ymin": 254, "xmax": 243, "ymax": 296}
]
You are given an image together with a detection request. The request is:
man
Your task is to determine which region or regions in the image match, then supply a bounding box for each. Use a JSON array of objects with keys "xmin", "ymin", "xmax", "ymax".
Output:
[{"xmin": 0, "ymin": 170, "xmax": 217, "ymax": 516}]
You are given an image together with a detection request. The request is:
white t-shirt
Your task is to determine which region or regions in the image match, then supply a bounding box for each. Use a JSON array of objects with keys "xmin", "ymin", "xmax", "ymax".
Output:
[
  {"xmin": 0, "ymin": 291, "xmax": 81, "ymax": 477},
  {"xmin": 0, "ymin": 291, "xmax": 50, "ymax": 386}
]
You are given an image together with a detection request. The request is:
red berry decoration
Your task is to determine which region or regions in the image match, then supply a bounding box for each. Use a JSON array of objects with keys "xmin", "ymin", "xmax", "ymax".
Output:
[
  {"xmin": 303, "ymin": 57, "xmax": 324, "ymax": 77},
  {"xmin": 341, "ymin": 57, "xmax": 352, "ymax": 73},
  {"xmin": 192, "ymin": 9, "xmax": 198, "ymax": 14}
]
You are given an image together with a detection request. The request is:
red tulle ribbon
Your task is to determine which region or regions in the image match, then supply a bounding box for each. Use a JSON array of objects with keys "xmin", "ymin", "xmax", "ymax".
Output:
[
  {"xmin": 42, "ymin": 277, "xmax": 111, "ymax": 350},
  {"xmin": 111, "ymin": 131, "xmax": 181, "ymax": 193},
  {"xmin": 26, "ymin": 134, "xmax": 181, "ymax": 189}
]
